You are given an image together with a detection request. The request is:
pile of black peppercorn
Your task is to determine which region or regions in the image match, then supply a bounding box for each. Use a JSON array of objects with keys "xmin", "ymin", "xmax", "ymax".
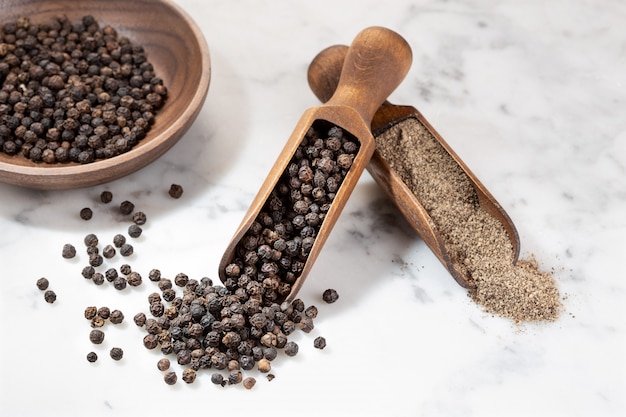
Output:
[
  {"xmin": 41, "ymin": 183, "xmax": 337, "ymax": 388},
  {"xmin": 222, "ymin": 122, "xmax": 359, "ymax": 305},
  {"xmin": 0, "ymin": 15, "xmax": 167, "ymax": 163}
]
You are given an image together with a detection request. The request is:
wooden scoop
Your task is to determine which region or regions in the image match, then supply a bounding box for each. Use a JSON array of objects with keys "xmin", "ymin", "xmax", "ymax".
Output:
[
  {"xmin": 307, "ymin": 45, "xmax": 520, "ymax": 288},
  {"xmin": 219, "ymin": 27, "xmax": 413, "ymax": 301}
]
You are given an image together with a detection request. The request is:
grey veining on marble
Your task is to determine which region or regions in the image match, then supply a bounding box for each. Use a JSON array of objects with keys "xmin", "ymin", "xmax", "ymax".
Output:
[{"xmin": 1, "ymin": 0, "xmax": 624, "ymax": 416}]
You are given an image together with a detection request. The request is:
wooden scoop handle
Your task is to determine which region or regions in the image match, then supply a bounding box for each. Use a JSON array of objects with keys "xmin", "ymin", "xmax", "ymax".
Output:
[{"xmin": 324, "ymin": 27, "xmax": 412, "ymax": 125}]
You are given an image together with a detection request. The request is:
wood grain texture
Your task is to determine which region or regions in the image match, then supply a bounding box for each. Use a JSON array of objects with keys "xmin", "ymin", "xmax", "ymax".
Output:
[
  {"xmin": 218, "ymin": 27, "xmax": 412, "ymax": 301},
  {"xmin": 0, "ymin": 0, "xmax": 210, "ymax": 189},
  {"xmin": 307, "ymin": 44, "xmax": 520, "ymax": 288}
]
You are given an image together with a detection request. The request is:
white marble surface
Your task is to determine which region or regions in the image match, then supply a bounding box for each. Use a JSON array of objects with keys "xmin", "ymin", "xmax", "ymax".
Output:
[{"xmin": 1, "ymin": 0, "xmax": 625, "ymax": 416}]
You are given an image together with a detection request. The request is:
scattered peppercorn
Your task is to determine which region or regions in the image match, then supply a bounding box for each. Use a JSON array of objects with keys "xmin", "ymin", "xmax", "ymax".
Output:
[
  {"xmin": 134, "ymin": 312, "xmax": 147, "ymax": 327},
  {"xmin": 100, "ymin": 191, "xmax": 113, "ymax": 204},
  {"xmin": 96, "ymin": 307, "xmax": 111, "ymax": 320},
  {"xmin": 80, "ymin": 208, "xmax": 93, "ymax": 220},
  {"xmin": 284, "ymin": 341, "xmax": 299, "ymax": 356},
  {"xmin": 102, "ymin": 245, "xmax": 116, "ymax": 259},
  {"xmin": 113, "ymin": 234, "xmax": 126, "ymax": 248},
  {"xmin": 164, "ymin": 371, "xmax": 177, "ymax": 385},
  {"xmin": 313, "ymin": 336, "xmax": 327, "ymax": 350},
  {"xmin": 182, "ymin": 368, "xmax": 197, "ymax": 384},
  {"xmin": 119, "ymin": 201, "xmax": 135, "ymax": 215},
  {"xmin": 168, "ymin": 184, "xmax": 183, "ymax": 199},
  {"xmin": 210, "ymin": 373, "xmax": 225, "ymax": 386},
  {"xmin": 86, "ymin": 352, "xmax": 98, "ymax": 363},
  {"xmin": 132, "ymin": 212, "xmax": 147, "ymax": 225},
  {"xmin": 91, "ymin": 316, "xmax": 105, "ymax": 328},
  {"xmin": 148, "ymin": 269, "xmax": 161, "ymax": 282},
  {"xmin": 44, "ymin": 290, "xmax": 57, "ymax": 303},
  {"xmin": 110, "ymin": 310, "xmax": 124, "ymax": 324},
  {"xmin": 89, "ymin": 329, "xmax": 105, "ymax": 344},
  {"xmin": 257, "ymin": 358, "xmax": 271, "ymax": 373},
  {"xmin": 120, "ymin": 243, "xmax": 134, "ymax": 257},
  {"xmin": 120, "ymin": 264, "xmax": 132, "ymax": 275},
  {"xmin": 243, "ymin": 377, "xmax": 256, "ymax": 390},
  {"xmin": 128, "ymin": 224, "xmax": 142, "ymax": 238},
  {"xmin": 109, "ymin": 347, "xmax": 124, "ymax": 361},
  {"xmin": 62, "ymin": 244, "xmax": 76, "ymax": 259},
  {"xmin": 127, "ymin": 271, "xmax": 142, "ymax": 287},
  {"xmin": 157, "ymin": 358, "xmax": 170, "ymax": 371},
  {"xmin": 84, "ymin": 234, "xmax": 98, "ymax": 248},
  {"xmin": 36, "ymin": 277, "xmax": 49, "ymax": 291},
  {"xmin": 113, "ymin": 277, "xmax": 127, "ymax": 290},
  {"xmin": 322, "ymin": 288, "xmax": 339, "ymax": 303}
]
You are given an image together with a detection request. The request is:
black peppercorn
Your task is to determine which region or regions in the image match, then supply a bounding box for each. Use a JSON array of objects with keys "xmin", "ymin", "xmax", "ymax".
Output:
[
  {"xmin": 128, "ymin": 224, "xmax": 142, "ymax": 238},
  {"xmin": 109, "ymin": 347, "xmax": 124, "ymax": 361},
  {"xmin": 82, "ymin": 266, "xmax": 95, "ymax": 279},
  {"xmin": 134, "ymin": 312, "xmax": 147, "ymax": 327},
  {"xmin": 127, "ymin": 271, "xmax": 142, "ymax": 287},
  {"xmin": 43, "ymin": 290, "xmax": 57, "ymax": 303},
  {"xmin": 109, "ymin": 309, "xmax": 124, "ymax": 324},
  {"xmin": 163, "ymin": 371, "xmax": 177, "ymax": 385},
  {"xmin": 80, "ymin": 207, "xmax": 93, "ymax": 220},
  {"xmin": 113, "ymin": 234, "xmax": 126, "ymax": 248},
  {"xmin": 102, "ymin": 244, "xmax": 116, "ymax": 259},
  {"xmin": 284, "ymin": 341, "xmax": 299, "ymax": 356},
  {"xmin": 313, "ymin": 336, "xmax": 327, "ymax": 349},
  {"xmin": 84, "ymin": 233, "xmax": 98, "ymax": 248},
  {"xmin": 119, "ymin": 200, "xmax": 134, "ymax": 215},
  {"xmin": 113, "ymin": 276, "xmax": 127, "ymax": 290},
  {"xmin": 97, "ymin": 306, "xmax": 111, "ymax": 320},
  {"xmin": 89, "ymin": 329, "xmax": 105, "ymax": 344},
  {"xmin": 210, "ymin": 373, "xmax": 225, "ymax": 386},
  {"xmin": 322, "ymin": 288, "xmax": 339, "ymax": 303},
  {"xmin": 119, "ymin": 243, "xmax": 134, "ymax": 257},
  {"xmin": 157, "ymin": 358, "xmax": 170, "ymax": 371},
  {"xmin": 92, "ymin": 272, "xmax": 105, "ymax": 285},
  {"xmin": 119, "ymin": 264, "xmax": 132, "ymax": 275},
  {"xmin": 62, "ymin": 243, "xmax": 76, "ymax": 259},
  {"xmin": 86, "ymin": 352, "xmax": 98, "ymax": 363},
  {"xmin": 168, "ymin": 184, "xmax": 183, "ymax": 198},
  {"xmin": 100, "ymin": 191, "xmax": 113, "ymax": 203},
  {"xmin": 182, "ymin": 368, "xmax": 197, "ymax": 384},
  {"xmin": 132, "ymin": 211, "xmax": 147, "ymax": 225},
  {"xmin": 243, "ymin": 377, "xmax": 256, "ymax": 390},
  {"xmin": 36, "ymin": 277, "xmax": 49, "ymax": 290}
]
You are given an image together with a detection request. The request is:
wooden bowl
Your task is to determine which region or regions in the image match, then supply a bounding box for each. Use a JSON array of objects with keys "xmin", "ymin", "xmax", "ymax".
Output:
[{"xmin": 0, "ymin": 0, "xmax": 210, "ymax": 189}]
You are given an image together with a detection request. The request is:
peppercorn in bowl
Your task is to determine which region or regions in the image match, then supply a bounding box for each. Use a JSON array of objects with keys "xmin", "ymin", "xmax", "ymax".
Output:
[{"xmin": 0, "ymin": 0, "xmax": 210, "ymax": 189}]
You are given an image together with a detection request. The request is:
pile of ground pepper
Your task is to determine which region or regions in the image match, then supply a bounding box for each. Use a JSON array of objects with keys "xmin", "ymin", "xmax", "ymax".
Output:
[{"xmin": 375, "ymin": 117, "xmax": 561, "ymax": 323}]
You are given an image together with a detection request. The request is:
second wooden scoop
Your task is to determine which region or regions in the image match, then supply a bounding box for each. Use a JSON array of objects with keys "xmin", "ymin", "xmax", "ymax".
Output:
[
  {"xmin": 219, "ymin": 27, "xmax": 412, "ymax": 302},
  {"xmin": 307, "ymin": 45, "xmax": 520, "ymax": 288}
]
